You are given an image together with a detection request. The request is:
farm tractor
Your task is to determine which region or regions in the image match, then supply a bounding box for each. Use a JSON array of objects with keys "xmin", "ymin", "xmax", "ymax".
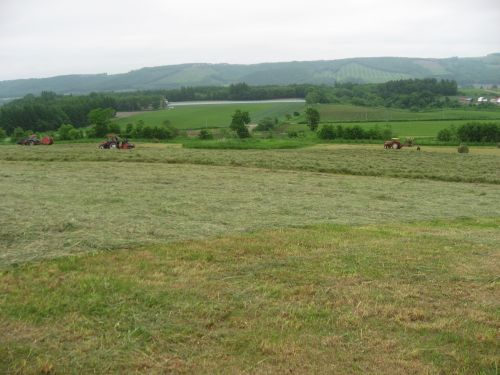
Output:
[
  {"xmin": 384, "ymin": 138, "xmax": 403, "ymax": 149},
  {"xmin": 17, "ymin": 134, "xmax": 54, "ymax": 146},
  {"xmin": 98, "ymin": 135, "xmax": 135, "ymax": 149}
]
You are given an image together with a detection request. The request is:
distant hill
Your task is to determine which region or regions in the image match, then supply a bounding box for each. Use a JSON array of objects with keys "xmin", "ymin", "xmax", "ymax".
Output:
[{"xmin": 1, "ymin": 54, "xmax": 499, "ymax": 98}]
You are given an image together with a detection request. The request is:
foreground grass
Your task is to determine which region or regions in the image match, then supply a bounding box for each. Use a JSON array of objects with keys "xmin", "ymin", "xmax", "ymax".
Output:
[
  {"xmin": 1, "ymin": 218, "xmax": 498, "ymax": 374},
  {"xmin": 1, "ymin": 144, "xmax": 499, "ymax": 184},
  {"xmin": 1, "ymin": 160, "xmax": 500, "ymax": 265}
]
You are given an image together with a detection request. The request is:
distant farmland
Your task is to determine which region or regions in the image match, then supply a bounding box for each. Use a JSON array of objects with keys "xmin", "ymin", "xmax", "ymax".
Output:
[
  {"xmin": 114, "ymin": 102, "xmax": 305, "ymax": 130},
  {"xmin": 113, "ymin": 102, "xmax": 500, "ymax": 139}
]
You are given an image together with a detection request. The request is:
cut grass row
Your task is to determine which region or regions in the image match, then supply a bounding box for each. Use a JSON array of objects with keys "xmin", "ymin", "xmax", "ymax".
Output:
[
  {"xmin": 1, "ymin": 144, "xmax": 499, "ymax": 184},
  {"xmin": 1, "ymin": 159, "xmax": 499, "ymax": 265},
  {"xmin": 1, "ymin": 218, "xmax": 498, "ymax": 374}
]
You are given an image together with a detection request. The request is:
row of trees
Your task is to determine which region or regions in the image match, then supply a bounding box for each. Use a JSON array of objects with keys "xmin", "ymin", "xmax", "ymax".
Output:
[
  {"xmin": 318, "ymin": 124, "xmax": 392, "ymax": 140},
  {"xmin": 437, "ymin": 122, "xmax": 500, "ymax": 143},
  {"xmin": 0, "ymin": 79, "xmax": 465, "ymax": 135},
  {"xmin": 305, "ymin": 79, "xmax": 459, "ymax": 110}
]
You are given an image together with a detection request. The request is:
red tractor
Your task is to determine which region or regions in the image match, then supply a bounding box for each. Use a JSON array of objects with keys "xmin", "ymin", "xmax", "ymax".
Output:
[
  {"xmin": 384, "ymin": 138, "xmax": 403, "ymax": 149},
  {"xmin": 98, "ymin": 135, "xmax": 135, "ymax": 149},
  {"xmin": 17, "ymin": 135, "xmax": 54, "ymax": 146}
]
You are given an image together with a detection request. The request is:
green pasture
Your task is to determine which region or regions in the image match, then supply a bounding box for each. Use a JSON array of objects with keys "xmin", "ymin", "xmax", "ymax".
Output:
[
  {"xmin": 112, "ymin": 102, "xmax": 500, "ymax": 142},
  {"xmin": 114, "ymin": 102, "xmax": 305, "ymax": 130},
  {"xmin": 315, "ymin": 104, "xmax": 500, "ymax": 123}
]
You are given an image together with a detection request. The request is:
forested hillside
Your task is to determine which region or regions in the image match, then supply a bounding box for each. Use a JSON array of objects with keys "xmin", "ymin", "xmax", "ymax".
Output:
[{"xmin": 1, "ymin": 54, "xmax": 499, "ymax": 98}]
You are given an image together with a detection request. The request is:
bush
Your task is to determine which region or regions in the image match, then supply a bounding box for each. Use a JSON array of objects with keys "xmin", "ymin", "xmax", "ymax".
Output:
[
  {"xmin": 255, "ymin": 117, "xmax": 275, "ymax": 131},
  {"xmin": 198, "ymin": 129, "xmax": 213, "ymax": 140},
  {"xmin": 0, "ymin": 127, "xmax": 7, "ymax": 140},
  {"xmin": 108, "ymin": 123, "xmax": 121, "ymax": 135},
  {"xmin": 457, "ymin": 144, "xmax": 469, "ymax": 153},
  {"xmin": 317, "ymin": 125, "xmax": 336, "ymax": 140},
  {"xmin": 236, "ymin": 125, "xmax": 251, "ymax": 139},
  {"xmin": 58, "ymin": 124, "xmax": 76, "ymax": 140},
  {"xmin": 13, "ymin": 127, "xmax": 27, "ymax": 140},
  {"xmin": 287, "ymin": 131, "xmax": 298, "ymax": 138},
  {"xmin": 68, "ymin": 128, "xmax": 82, "ymax": 140},
  {"xmin": 456, "ymin": 122, "xmax": 500, "ymax": 143},
  {"xmin": 437, "ymin": 128, "xmax": 453, "ymax": 142}
]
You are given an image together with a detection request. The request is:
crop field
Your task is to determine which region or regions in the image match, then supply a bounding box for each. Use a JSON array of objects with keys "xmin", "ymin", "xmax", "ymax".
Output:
[
  {"xmin": 114, "ymin": 102, "xmax": 305, "ymax": 130},
  {"xmin": 288, "ymin": 119, "xmax": 482, "ymax": 138},
  {"xmin": 112, "ymin": 102, "xmax": 500, "ymax": 141},
  {"xmin": 1, "ymin": 143, "xmax": 499, "ymax": 374},
  {"xmin": 316, "ymin": 104, "xmax": 500, "ymax": 123}
]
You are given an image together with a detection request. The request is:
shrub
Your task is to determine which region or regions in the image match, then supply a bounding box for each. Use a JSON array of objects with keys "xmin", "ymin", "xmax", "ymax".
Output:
[
  {"xmin": 198, "ymin": 129, "xmax": 213, "ymax": 140},
  {"xmin": 255, "ymin": 117, "xmax": 275, "ymax": 131},
  {"xmin": 293, "ymin": 111, "xmax": 300, "ymax": 117},
  {"xmin": 13, "ymin": 127, "xmax": 27, "ymax": 140},
  {"xmin": 68, "ymin": 128, "xmax": 82, "ymax": 140},
  {"xmin": 457, "ymin": 144, "xmax": 469, "ymax": 153},
  {"xmin": 437, "ymin": 128, "xmax": 453, "ymax": 142},
  {"xmin": 0, "ymin": 128, "xmax": 5, "ymax": 140},
  {"xmin": 317, "ymin": 125, "xmax": 336, "ymax": 140},
  {"xmin": 124, "ymin": 123, "xmax": 134, "ymax": 137},
  {"xmin": 58, "ymin": 124, "xmax": 75, "ymax": 140},
  {"xmin": 287, "ymin": 131, "xmax": 298, "ymax": 138},
  {"xmin": 456, "ymin": 122, "xmax": 500, "ymax": 143},
  {"xmin": 236, "ymin": 126, "xmax": 251, "ymax": 139},
  {"xmin": 108, "ymin": 123, "xmax": 121, "ymax": 135}
]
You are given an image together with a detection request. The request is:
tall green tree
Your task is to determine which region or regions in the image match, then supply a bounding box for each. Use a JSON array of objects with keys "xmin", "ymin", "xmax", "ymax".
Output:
[
  {"xmin": 230, "ymin": 109, "xmax": 251, "ymax": 138},
  {"xmin": 305, "ymin": 107, "xmax": 320, "ymax": 131},
  {"xmin": 88, "ymin": 107, "xmax": 116, "ymax": 137}
]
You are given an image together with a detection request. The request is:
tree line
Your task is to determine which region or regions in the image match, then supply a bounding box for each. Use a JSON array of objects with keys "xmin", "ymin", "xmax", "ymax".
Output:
[
  {"xmin": 0, "ymin": 79, "xmax": 461, "ymax": 135},
  {"xmin": 437, "ymin": 122, "xmax": 500, "ymax": 143}
]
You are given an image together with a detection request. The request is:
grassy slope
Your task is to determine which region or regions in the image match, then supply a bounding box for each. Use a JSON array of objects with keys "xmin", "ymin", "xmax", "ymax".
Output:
[
  {"xmin": 114, "ymin": 102, "xmax": 305, "ymax": 130},
  {"xmin": 1, "ymin": 218, "xmax": 498, "ymax": 374}
]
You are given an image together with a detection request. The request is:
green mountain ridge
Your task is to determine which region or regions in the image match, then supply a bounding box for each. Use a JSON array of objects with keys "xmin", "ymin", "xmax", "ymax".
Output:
[{"xmin": 1, "ymin": 54, "xmax": 499, "ymax": 98}]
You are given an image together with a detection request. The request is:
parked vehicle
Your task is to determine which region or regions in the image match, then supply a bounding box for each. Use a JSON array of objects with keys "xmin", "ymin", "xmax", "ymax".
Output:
[
  {"xmin": 384, "ymin": 138, "xmax": 403, "ymax": 149},
  {"xmin": 98, "ymin": 135, "xmax": 135, "ymax": 149}
]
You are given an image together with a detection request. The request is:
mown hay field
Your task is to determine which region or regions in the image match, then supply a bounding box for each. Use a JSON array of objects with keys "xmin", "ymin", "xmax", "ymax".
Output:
[
  {"xmin": 0, "ymin": 143, "xmax": 499, "ymax": 374},
  {"xmin": 1, "ymin": 143, "xmax": 499, "ymax": 183}
]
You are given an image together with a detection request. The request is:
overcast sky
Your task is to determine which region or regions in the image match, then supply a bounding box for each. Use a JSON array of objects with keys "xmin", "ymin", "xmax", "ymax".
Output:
[{"xmin": 0, "ymin": 0, "xmax": 499, "ymax": 80}]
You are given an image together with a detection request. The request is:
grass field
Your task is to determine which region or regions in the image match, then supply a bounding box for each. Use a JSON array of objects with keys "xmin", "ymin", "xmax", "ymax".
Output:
[
  {"xmin": 1, "ymin": 143, "xmax": 499, "ymax": 183},
  {"xmin": 0, "ymin": 143, "xmax": 499, "ymax": 374},
  {"xmin": 114, "ymin": 102, "xmax": 305, "ymax": 130},
  {"xmin": 315, "ymin": 104, "xmax": 500, "ymax": 123},
  {"xmin": 287, "ymin": 119, "xmax": 493, "ymax": 138},
  {"xmin": 112, "ymin": 102, "xmax": 500, "ymax": 141}
]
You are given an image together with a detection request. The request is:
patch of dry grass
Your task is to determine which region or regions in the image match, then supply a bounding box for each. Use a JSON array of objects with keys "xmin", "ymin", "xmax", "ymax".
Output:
[{"xmin": 0, "ymin": 218, "xmax": 498, "ymax": 374}]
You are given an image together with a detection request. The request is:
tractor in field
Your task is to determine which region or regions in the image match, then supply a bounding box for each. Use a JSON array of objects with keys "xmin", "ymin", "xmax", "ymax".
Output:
[
  {"xmin": 17, "ymin": 135, "xmax": 54, "ymax": 146},
  {"xmin": 384, "ymin": 138, "xmax": 403, "ymax": 149},
  {"xmin": 98, "ymin": 134, "xmax": 135, "ymax": 149}
]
